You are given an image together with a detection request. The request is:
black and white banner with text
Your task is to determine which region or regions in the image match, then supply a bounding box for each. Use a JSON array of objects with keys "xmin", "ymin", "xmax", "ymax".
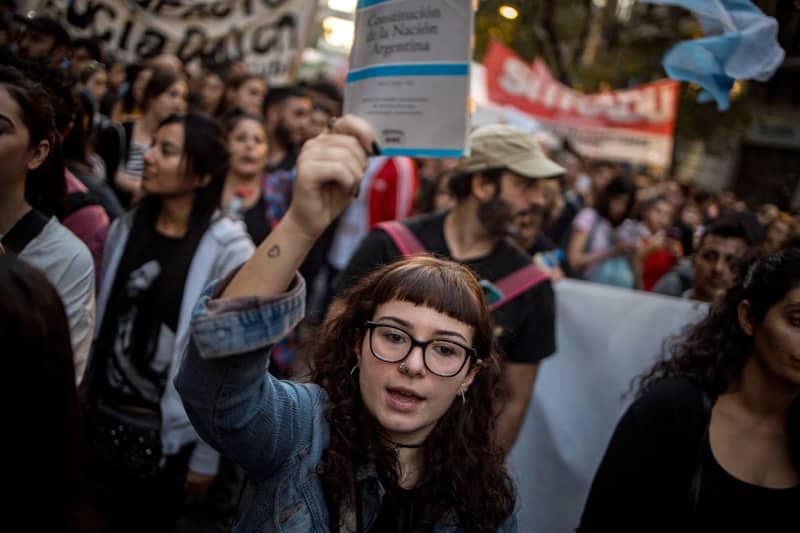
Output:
[{"xmin": 22, "ymin": 0, "xmax": 317, "ymax": 83}]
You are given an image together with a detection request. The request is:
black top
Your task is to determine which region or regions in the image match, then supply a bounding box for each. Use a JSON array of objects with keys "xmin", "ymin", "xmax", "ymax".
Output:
[
  {"xmin": 95, "ymin": 119, "xmax": 135, "ymax": 207},
  {"xmin": 546, "ymin": 190, "xmax": 584, "ymax": 248},
  {"xmin": 334, "ymin": 212, "xmax": 556, "ymax": 364},
  {"xmin": 367, "ymin": 479, "xmax": 431, "ymax": 533},
  {"xmin": 242, "ymin": 194, "xmax": 271, "ymax": 245},
  {"xmin": 696, "ymin": 437, "xmax": 799, "ymax": 531},
  {"xmin": 671, "ymin": 221, "xmax": 696, "ymax": 257},
  {"xmin": 529, "ymin": 232, "xmax": 558, "ymax": 255},
  {"xmin": 579, "ymin": 378, "xmax": 800, "ymax": 533},
  {"xmin": 93, "ymin": 224, "xmax": 191, "ymax": 409},
  {"xmin": 325, "ymin": 473, "xmax": 438, "ymax": 533}
]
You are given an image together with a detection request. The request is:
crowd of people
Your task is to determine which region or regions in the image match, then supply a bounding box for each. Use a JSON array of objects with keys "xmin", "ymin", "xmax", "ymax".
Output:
[{"xmin": 1, "ymin": 10, "xmax": 798, "ymax": 533}]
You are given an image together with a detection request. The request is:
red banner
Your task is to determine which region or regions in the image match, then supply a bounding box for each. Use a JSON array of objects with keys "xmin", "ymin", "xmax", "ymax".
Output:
[{"xmin": 483, "ymin": 41, "xmax": 679, "ymax": 167}]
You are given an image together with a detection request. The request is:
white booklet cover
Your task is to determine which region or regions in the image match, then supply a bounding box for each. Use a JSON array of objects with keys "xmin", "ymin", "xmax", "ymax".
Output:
[{"xmin": 344, "ymin": 0, "xmax": 473, "ymax": 157}]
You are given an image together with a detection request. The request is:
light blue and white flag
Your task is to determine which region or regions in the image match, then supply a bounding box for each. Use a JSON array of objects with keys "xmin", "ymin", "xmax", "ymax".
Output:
[{"xmin": 641, "ymin": 0, "xmax": 784, "ymax": 110}]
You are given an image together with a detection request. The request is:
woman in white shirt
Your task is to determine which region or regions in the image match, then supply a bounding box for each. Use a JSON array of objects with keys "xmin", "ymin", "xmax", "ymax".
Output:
[{"xmin": 0, "ymin": 65, "xmax": 95, "ymax": 383}]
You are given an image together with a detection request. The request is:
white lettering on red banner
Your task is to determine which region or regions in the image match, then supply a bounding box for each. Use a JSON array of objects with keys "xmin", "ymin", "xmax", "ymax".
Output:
[{"xmin": 484, "ymin": 41, "xmax": 679, "ymax": 166}]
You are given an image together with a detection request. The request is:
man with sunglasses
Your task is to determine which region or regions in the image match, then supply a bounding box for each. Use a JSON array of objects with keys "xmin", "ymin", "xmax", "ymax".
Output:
[{"xmin": 334, "ymin": 124, "xmax": 564, "ymax": 452}]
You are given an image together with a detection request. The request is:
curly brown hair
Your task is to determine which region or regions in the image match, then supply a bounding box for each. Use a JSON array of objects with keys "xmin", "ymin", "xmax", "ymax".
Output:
[
  {"xmin": 310, "ymin": 256, "xmax": 516, "ymax": 532},
  {"xmin": 639, "ymin": 247, "xmax": 800, "ymax": 468}
]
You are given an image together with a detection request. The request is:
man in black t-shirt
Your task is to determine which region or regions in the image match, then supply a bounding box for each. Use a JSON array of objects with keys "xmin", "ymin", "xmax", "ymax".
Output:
[{"xmin": 334, "ymin": 124, "xmax": 565, "ymax": 452}]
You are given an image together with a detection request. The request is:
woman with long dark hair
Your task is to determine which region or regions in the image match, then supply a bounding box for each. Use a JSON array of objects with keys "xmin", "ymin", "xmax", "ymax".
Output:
[
  {"xmin": 628, "ymin": 194, "xmax": 680, "ymax": 291},
  {"xmin": 579, "ymin": 248, "xmax": 800, "ymax": 532},
  {"xmin": 567, "ymin": 175, "xmax": 638, "ymax": 288},
  {"xmin": 0, "ymin": 66, "xmax": 94, "ymax": 383},
  {"xmin": 79, "ymin": 60, "xmax": 108, "ymax": 109},
  {"xmin": 110, "ymin": 62, "xmax": 151, "ymax": 122},
  {"xmin": 222, "ymin": 112, "xmax": 271, "ymax": 245},
  {"xmin": 63, "ymin": 90, "xmax": 124, "ymax": 220},
  {"xmin": 102, "ymin": 66, "xmax": 188, "ymax": 207},
  {"xmin": 176, "ymin": 115, "xmax": 517, "ymax": 532},
  {"xmin": 220, "ymin": 72, "xmax": 267, "ymax": 117},
  {"xmin": 85, "ymin": 112, "xmax": 254, "ymax": 533},
  {"xmin": 414, "ymin": 169, "xmax": 455, "ymax": 215},
  {"xmin": 194, "ymin": 65, "xmax": 226, "ymax": 116},
  {"xmin": 0, "ymin": 256, "xmax": 95, "ymax": 533}
]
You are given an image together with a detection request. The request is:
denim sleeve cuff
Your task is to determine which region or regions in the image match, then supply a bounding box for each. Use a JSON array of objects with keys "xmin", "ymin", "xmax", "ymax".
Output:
[{"xmin": 190, "ymin": 272, "xmax": 306, "ymax": 359}]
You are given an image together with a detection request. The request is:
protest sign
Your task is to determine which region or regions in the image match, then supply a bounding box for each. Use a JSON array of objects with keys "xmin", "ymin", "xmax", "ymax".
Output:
[
  {"xmin": 484, "ymin": 41, "xmax": 679, "ymax": 167},
  {"xmin": 344, "ymin": 0, "xmax": 473, "ymax": 158},
  {"xmin": 22, "ymin": 0, "xmax": 316, "ymax": 83},
  {"xmin": 507, "ymin": 280, "xmax": 707, "ymax": 532}
]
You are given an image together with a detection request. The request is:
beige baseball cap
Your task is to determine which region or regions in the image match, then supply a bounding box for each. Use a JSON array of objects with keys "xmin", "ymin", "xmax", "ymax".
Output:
[{"xmin": 454, "ymin": 124, "xmax": 565, "ymax": 179}]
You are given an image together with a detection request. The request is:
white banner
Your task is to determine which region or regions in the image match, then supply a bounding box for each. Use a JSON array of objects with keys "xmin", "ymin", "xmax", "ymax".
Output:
[
  {"xmin": 344, "ymin": 0, "xmax": 472, "ymax": 158},
  {"xmin": 24, "ymin": 0, "xmax": 316, "ymax": 83},
  {"xmin": 507, "ymin": 280, "xmax": 707, "ymax": 532}
]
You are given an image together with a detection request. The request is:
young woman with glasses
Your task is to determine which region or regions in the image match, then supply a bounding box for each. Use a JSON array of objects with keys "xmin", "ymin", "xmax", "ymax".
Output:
[{"xmin": 176, "ymin": 116, "xmax": 517, "ymax": 532}]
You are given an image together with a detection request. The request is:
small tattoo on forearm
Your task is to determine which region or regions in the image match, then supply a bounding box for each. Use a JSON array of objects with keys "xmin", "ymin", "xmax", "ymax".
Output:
[{"xmin": 267, "ymin": 244, "xmax": 281, "ymax": 258}]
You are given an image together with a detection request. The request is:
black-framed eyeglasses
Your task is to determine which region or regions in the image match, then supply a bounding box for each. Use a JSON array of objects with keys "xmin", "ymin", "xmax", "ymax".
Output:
[{"xmin": 364, "ymin": 321, "xmax": 478, "ymax": 378}]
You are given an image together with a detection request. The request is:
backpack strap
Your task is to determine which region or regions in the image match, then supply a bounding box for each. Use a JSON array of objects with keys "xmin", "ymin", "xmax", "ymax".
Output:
[
  {"xmin": 490, "ymin": 263, "xmax": 550, "ymax": 311},
  {"xmin": 0, "ymin": 209, "xmax": 49, "ymax": 255},
  {"xmin": 375, "ymin": 221, "xmax": 426, "ymax": 256},
  {"xmin": 64, "ymin": 189, "xmax": 105, "ymax": 218},
  {"xmin": 376, "ymin": 221, "xmax": 548, "ymax": 311}
]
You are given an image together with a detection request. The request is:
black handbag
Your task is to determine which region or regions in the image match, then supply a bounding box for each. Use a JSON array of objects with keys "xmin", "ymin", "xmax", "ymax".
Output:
[{"xmin": 86, "ymin": 398, "xmax": 164, "ymax": 481}]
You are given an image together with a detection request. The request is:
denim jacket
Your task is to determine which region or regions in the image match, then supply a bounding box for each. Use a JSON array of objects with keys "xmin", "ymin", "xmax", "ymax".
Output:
[{"xmin": 176, "ymin": 274, "xmax": 518, "ymax": 533}]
